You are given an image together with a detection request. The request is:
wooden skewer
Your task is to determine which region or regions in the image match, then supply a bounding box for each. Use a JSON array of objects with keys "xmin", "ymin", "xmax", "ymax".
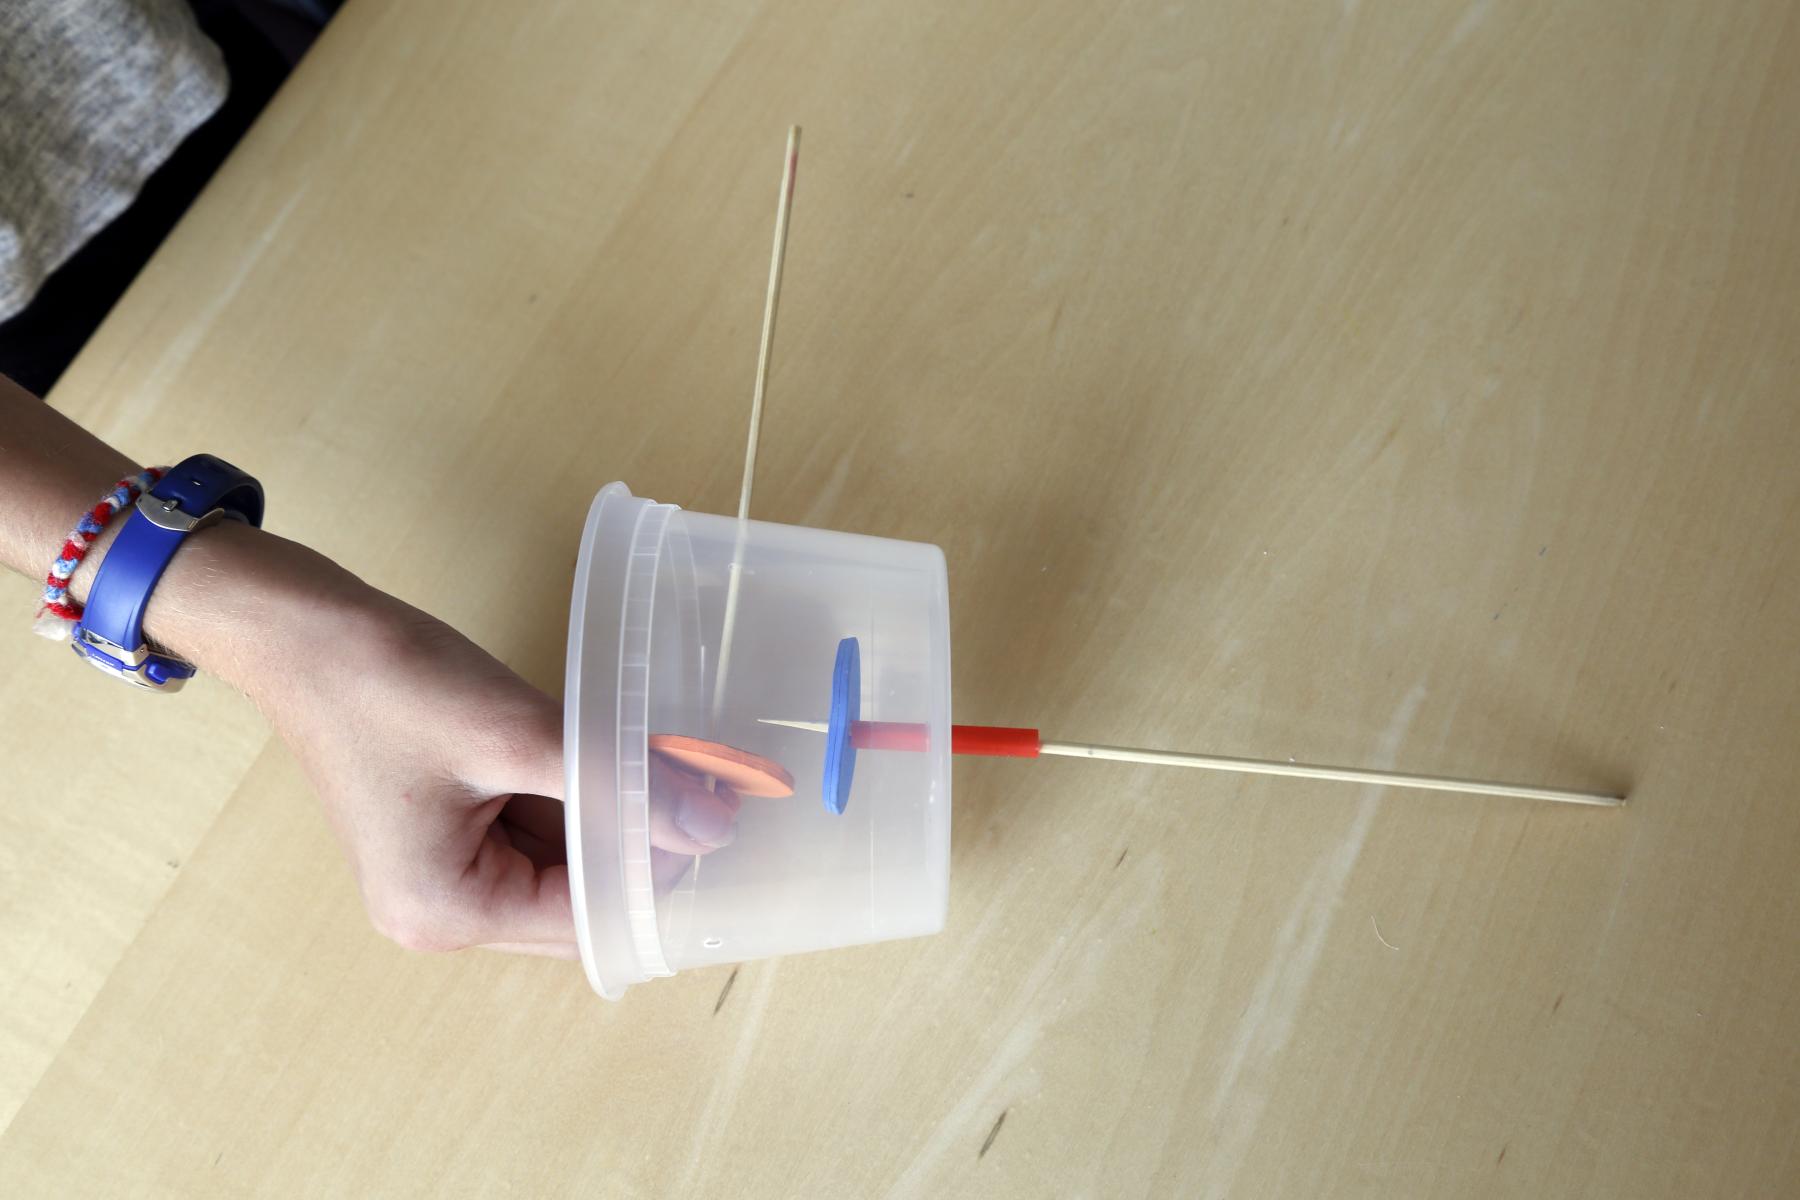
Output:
[
  {"xmin": 736, "ymin": 124, "xmax": 801, "ymax": 525},
  {"xmin": 755, "ymin": 718, "xmax": 1623, "ymax": 807},
  {"xmin": 712, "ymin": 126, "xmax": 801, "ymax": 724},
  {"xmin": 1035, "ymin": 741, "xmax": 1621, "ymax": 806}
]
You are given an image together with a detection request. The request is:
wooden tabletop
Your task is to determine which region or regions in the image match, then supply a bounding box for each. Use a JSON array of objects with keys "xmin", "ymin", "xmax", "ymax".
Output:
[{"xmin": 5, "ymin": 0, "xmax": 1798, "ymax": 1194}]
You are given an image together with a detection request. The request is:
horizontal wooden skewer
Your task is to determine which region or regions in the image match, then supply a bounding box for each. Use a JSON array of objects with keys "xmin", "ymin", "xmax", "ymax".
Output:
[{"xmin": 755, "ymin": 718, "xmax": 1624, "ymax": 807}]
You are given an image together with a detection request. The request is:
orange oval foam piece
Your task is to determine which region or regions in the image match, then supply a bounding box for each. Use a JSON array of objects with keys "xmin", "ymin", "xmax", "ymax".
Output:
[{"xmin": 648, "ymin": 734, "xmax": 796, "ymax": 798}]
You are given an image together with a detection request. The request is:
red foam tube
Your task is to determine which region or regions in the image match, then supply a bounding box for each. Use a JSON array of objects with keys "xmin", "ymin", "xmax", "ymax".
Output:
[
  {"xmin": 848, "ymin": 721, "xmax": 1042, "ymax": 757},
  {"xmin": 952, "ymin": 724, "xmax": 1042, "ymax": 757}
]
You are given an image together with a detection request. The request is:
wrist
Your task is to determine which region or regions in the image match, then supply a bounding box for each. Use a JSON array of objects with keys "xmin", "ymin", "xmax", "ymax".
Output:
[{"xmin": 137, "ymin": 519, "xmax": 387, "ymax": 700}]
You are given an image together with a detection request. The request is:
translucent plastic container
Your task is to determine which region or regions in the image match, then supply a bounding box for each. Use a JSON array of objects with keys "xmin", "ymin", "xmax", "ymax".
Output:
[{"xmin": 564, "ymin": 483, "xmax": 952, "ymax": 999}]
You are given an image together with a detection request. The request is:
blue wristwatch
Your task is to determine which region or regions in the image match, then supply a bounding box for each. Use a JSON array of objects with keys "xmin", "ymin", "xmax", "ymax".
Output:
[{"xmin": 72, "ymin": 454, "xmax": 264, "ymax": 692}]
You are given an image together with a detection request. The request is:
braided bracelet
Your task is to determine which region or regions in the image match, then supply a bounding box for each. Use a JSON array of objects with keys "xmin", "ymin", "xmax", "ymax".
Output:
[{"xmin": 33, "ymin": 467, "xmax": 168, "ymax": 640}]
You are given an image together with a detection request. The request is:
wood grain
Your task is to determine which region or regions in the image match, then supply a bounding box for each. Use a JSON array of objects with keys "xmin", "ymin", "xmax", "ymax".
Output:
[{"xmin": 4, "ymin": 0, "xmax": 1798, "ymax": 1195}]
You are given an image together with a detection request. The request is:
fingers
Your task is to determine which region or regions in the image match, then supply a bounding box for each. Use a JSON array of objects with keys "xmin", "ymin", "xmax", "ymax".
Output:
[
  {"xmin": 357, "ymin": 682, "xmax": 748, "ymax": 958},
  {"xmin": 463, "ymin": 838, "xmax": 576, "ymax": 946},
  {"xmin": 647, "ymin": 756, "xmax": 741, "ymax": 854},
  {"xmin": 497, "ymin": 793, "xmax": 567, "ymax": 870},
  {"xmin": 367, "ymin": 833, "xmax": 574, "ymax": 953},
  {"xmin": 461, "ymin": 686, "xmax": 565, "ymax": 803}
]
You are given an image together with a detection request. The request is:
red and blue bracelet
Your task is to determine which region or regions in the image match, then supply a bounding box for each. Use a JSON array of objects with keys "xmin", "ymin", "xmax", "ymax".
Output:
[{"xmin": 33, "ymin": 467, "xmax": 168, "ymax": 640}]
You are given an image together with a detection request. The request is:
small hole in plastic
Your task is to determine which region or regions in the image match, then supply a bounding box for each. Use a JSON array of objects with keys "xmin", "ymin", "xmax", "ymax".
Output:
[{"xmin": 702, "ymin": 937, "xmax": 723, "ymax": 949}]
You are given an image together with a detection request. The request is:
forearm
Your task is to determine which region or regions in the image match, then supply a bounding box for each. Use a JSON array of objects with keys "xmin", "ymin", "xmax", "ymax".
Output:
[
  {"xmin": 0, "ymin": 372, "xmax": 139, "ymax": 588},
  {"xmin": 1, "ymin": 372, "xmax": 386, "ymax": 700}
]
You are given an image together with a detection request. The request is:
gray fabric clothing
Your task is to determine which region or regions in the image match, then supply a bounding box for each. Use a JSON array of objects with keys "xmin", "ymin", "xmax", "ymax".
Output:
[{"xmin": 0, "ymin": 0, "xmax": 228, "ymax": 319}]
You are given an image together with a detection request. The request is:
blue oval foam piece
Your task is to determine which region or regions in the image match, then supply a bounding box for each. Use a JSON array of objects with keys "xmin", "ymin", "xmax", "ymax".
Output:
[{"xmin": 822, "ymin": 636, "xmax": 860, "ymax": 814}]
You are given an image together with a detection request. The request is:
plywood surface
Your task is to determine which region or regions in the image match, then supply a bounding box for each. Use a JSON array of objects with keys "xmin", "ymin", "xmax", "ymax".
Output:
[{"xmin": 4, "ymin": 0, "xmax": 1798, "ymax": 1195}]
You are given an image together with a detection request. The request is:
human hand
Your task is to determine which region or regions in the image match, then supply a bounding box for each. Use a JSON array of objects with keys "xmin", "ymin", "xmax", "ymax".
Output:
[
  {"xmin": 139, "ymin": 522, "xmax": 741, "ymax": 958},
  {"xmin": 0, "ymin": 379, "xmax": 748, "ymax": 957}
]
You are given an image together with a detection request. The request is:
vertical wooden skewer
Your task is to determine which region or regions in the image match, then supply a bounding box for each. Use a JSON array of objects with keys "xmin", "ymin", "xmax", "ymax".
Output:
[
  {"xmin": 737, "ymin": 124, "xmax": 801, "ymax": 525},
  {"xmin": 712, "ymin": 125, "xmax": 802, "ymax": 728}
]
